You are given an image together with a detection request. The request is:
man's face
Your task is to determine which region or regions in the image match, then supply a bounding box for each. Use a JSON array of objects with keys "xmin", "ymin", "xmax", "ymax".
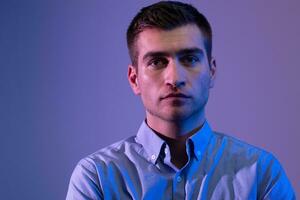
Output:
[{"xmin": 128, "ymin": 24, "xmax": 216, "ymax": 124}]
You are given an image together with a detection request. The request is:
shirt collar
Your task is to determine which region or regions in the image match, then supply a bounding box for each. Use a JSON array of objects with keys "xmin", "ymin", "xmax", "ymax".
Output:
[
  {"xmin": 189, "ymin": 120, "xmax": 213, "ymax": 160},
  {"xmin": 135, "ymin": 121, "xmax": 165, "ymax": 164},
  {"xmin": 135, "ymin": 120, "xmax": 213, "ymax": 163}
]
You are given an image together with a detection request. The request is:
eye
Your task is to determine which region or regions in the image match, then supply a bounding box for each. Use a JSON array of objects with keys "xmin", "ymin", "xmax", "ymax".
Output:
[
  {"xmin": 148, "ymin": 57, "xmax": 169, "ymax": 69},
  {"xmin": 180, "ymin": 55, "xmax": 200, "ymax": 66}
]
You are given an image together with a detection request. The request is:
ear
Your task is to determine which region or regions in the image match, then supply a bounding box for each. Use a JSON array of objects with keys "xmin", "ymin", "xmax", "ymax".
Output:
[
  {"xmin": 127, "ymin": 64, "xmax": 141, "ymax": 95},
  {"xmin": 209, "ymin": 57, "xmax": 217, "ymax": 88}
]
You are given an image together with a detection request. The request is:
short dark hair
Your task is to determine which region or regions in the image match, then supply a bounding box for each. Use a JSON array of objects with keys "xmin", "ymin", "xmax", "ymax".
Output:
[{"xmin": 126, "ymin": 1, "xmax": 213, "ymax": 66}]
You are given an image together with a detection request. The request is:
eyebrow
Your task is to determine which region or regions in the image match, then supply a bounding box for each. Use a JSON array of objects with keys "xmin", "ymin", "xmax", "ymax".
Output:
[
  {"xmin": 178, "ymin": 48, "xmax": 204, "ymax": 56},
  {"xmin": 142, "ymin": 47, "xmax": 204, "ymax": 62}
]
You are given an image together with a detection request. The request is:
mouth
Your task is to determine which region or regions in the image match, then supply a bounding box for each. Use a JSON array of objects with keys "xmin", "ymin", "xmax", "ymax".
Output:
[{"xmin": 161, "ymin": 93, "xmax": 190, "ymax": 99}]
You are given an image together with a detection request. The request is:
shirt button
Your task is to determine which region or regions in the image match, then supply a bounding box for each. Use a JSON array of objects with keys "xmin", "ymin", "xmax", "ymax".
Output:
[
  {"xmin": 151, "ymin": 155, "xmax": 156, "ymax": 160},
  {"xmin": 176, "ymin": 176, "xmax": 182, "ymax": 183}
]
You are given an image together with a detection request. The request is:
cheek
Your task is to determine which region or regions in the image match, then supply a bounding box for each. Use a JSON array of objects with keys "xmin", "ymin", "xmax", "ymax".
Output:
[
  {"xmin": 193, "ymin": 73, "xmax": 211, "ymax": 91},
  {"xmin": 139, "ymin": 79, "xmax": 162, "ymax": 106},
  {"xmin": 138, "ymin": 73, "xmax": 162, "ymax": 92},
  {"xmin": 138, "ymin": 79, "xmax": 155, "ymax": 98}
]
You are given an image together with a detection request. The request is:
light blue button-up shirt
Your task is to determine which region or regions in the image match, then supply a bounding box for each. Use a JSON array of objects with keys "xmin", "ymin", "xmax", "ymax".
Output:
[{"xmin": 66, "ymin": 121, "xmax": 295, "ymax": 199}]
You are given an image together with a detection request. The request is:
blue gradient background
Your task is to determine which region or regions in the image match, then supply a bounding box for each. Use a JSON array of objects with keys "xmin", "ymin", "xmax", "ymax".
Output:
[{"xmin": 1, "ymin": 0, "xmax": 299, "ymax": 199}]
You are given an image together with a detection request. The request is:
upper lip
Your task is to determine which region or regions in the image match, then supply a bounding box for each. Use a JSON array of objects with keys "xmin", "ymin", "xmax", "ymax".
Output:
[{"xmin": 162, "ymin": 93, "xmax": 190, "ymax": 99}]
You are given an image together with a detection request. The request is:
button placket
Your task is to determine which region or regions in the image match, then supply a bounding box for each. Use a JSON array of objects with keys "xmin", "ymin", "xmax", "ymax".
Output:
[
  {"xmin": 173, "ymin": 173, "xmax": 185, "ymax": 200},
  {"xmin": 176, "ymin": 176, "xmax": 182, "ymax": 183}
]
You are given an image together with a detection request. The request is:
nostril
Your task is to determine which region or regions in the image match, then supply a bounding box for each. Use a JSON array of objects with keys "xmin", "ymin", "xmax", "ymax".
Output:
[{"xmin": 167, "ymin": 81, "xmax": 185, "ymax": 90}]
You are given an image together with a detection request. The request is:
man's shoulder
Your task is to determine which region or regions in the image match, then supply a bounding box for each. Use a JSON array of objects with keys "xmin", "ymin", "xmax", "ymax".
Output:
[
  {"xmin": 79, "ymin": 135, "xmax": 142, "ymax": 167},
  {"xmin": 207, "ymin": 131, "xmax": 295, "ymax": 199},
  {"xmin": 210, "ymin": 130, "xmax": 285, "ymax": 184},
  {"xmin": 211, "ymin": 131, "xmax": 276, "ymax": 163},
  {"xmin": 66, "ymin": 136, "xmax": 141, "ymax": 199}
]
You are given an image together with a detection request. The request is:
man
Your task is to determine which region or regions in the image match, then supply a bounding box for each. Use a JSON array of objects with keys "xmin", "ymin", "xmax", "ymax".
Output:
[{"xmin": 66, "ymin": 1, "xmax": 295, "ymax": 199}]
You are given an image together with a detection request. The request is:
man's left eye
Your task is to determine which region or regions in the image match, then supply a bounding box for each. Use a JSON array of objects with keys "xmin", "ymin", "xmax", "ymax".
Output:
[{"xmin": 180, "ymin": 55, "xmax": 200, "ymax": 66}]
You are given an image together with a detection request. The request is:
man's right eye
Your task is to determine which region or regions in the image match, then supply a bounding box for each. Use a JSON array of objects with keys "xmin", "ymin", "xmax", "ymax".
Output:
[{"xmin": 148, "ymin": 58, "xmax": 168, "ymax": 69}]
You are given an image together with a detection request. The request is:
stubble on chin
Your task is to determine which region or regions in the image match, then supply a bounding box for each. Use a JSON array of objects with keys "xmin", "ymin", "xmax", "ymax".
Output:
[{"xmin": 146, "ymin": 102, "xmax": 204, "ymax": 123}]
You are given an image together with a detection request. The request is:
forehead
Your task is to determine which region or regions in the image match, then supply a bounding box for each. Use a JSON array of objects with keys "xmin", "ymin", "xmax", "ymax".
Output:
[{"xmin": 136, "ymin": 24, "xmax": 206, "ymax": 60}]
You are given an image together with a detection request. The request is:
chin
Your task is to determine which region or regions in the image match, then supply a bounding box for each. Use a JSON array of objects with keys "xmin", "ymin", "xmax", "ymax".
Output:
[
  {"xmin": 160, "ymin": 110, "xmax": 194, "ymax": 122},
  {"xmin": 163, "ymin": 105, "xmax": 206, "ymax": 122}
]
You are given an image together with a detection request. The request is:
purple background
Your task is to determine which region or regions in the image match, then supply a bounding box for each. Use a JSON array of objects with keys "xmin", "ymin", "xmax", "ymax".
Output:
[{"xmin": 1, "ymin": 0, "xmax": 299, "ymax": 199}]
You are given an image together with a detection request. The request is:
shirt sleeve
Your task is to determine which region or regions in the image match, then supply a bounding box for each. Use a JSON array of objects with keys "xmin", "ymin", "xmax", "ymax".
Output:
[
  {"xmin": 258, "ymin": 153, "xmax": 296, "ymax": 200},
  {"xmin": 66, "ymin": 158, "xmax": 103, "ymax": 200}
]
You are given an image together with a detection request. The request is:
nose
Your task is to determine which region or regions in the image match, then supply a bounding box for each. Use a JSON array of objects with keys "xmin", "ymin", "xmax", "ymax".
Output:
[{"xmin": 164, "ymin": 59, "xmax": 186, "ymax": 89}]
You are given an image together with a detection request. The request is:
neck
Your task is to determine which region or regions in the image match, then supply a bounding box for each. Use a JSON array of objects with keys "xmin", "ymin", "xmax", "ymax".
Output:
[
  {"xmin": 146, "ymin": 111, "xmax": 206, "ymax": 141},
  {"xmin": 146, "ymin": 112, "xmax": 205, "ymax": 169}
]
